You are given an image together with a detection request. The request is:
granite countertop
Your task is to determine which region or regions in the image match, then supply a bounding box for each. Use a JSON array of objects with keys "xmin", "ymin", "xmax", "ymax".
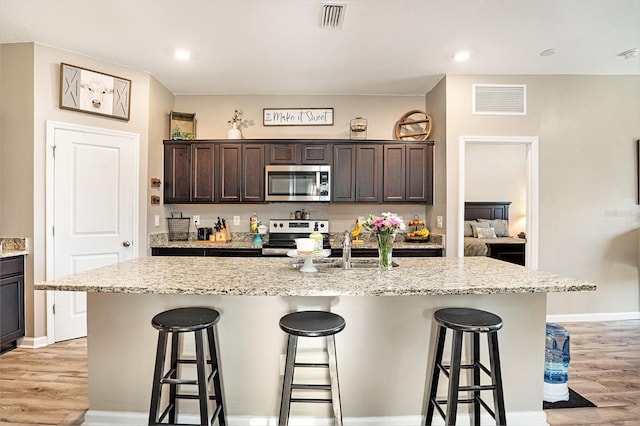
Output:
[
  {"xmin": 0, "ymin": 237, "xmax": 29, "ymax": 258},
  {"xmin": 35, "ymin": 256, "xmax": 595, "ymax": 296},
  {"xmin": 148, "ymin": 232, "xmax": 445, "ymax": 250}
]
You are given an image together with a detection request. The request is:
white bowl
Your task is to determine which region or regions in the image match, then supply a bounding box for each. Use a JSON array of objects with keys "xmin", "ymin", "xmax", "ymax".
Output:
[{"xmin": 294, "ymin": 238, "xmax": 315, "ymax": 254}]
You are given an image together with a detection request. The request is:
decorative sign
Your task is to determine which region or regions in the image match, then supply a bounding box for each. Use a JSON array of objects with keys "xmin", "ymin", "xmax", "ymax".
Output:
[
  {"xmin": 263, "ymin": 108, "xmax": 334, "ymax": 126},
  {"xmin": 59, "ymin": 63, "xmax": 131, "ymax": 121}
]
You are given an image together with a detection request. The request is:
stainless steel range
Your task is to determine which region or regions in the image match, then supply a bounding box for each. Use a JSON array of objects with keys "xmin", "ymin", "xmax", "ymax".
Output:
[{"xmin": 261, "ymin": 219, "xmax": 331, "ymax": 256}]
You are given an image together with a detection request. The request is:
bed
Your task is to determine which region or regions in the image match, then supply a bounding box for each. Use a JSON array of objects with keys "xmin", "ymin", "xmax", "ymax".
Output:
[{"xmin": 464, "ymin": 201, "xmax": 526, "ymax": 266}]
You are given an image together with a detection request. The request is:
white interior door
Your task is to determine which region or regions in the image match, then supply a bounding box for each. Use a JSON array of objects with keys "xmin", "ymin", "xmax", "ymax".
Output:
[{"xmin": 49, "ymin": 123, "xmax": 138, "ymax": 342}]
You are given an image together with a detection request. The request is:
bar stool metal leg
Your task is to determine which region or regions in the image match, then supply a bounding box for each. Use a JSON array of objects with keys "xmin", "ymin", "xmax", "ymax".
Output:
[
  {"xmin": 279, "ymin": 334, "xmax": 298, "ymax": 426},
  {"xmin": 327, "ymin": 335, "xmax": 343, "ymax": 426},
  {"xmin": 207, "ymin": 326, "xmax": 226, "ymax": 426},
  {"xmin": 168, "ymin": 332, "xmax": 179, "ymax": 424},
  {"xmin": 488, "ymin": 332, "xmax": 507, "ymax": 426},
  {"xmin": 471, "ymin": 332, "xmax": 481, "ymax": 426},
  {"xmin": 445, "ymin": 330, "xmax": 463, "ymax": 425},
  {"xmin": 424, "ymin": 325, "xmax": 447, "ymax": 425},
  {"xmin": 194, "ymin": 329, "xmax": 210, "ymax": 425},
  {"xmin": 149, "ymin": 330, "xmax": 168, "ymax": 425}
]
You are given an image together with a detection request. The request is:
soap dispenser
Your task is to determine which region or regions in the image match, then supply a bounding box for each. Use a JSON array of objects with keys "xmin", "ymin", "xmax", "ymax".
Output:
[{"xmin": 309, "ymin": 222, "xmax": 323, "ymax": 253}]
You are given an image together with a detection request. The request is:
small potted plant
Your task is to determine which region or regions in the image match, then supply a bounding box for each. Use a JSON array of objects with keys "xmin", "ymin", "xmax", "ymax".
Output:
[{"xmin": 228, "ymin": 109, "xmax": 243, "ymax": 139}]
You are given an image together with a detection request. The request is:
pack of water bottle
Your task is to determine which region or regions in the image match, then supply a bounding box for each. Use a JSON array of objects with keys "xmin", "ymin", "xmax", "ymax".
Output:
[{"xmin": 543, "ymin": 322, "xmax": 571, "ymax": 402}]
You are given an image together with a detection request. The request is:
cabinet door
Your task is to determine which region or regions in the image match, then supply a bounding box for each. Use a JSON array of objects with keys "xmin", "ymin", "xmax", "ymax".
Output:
[
  {"xmin": 0, "ymin": 267, "xmax": 25, "ymax": 352},
  {"xmin": 406, "ymin": 144, "xmax": 433, "ymax": 204},
  {"xmin": 332, "ymin": 145, "xmax": 356, "ymax": 202},
  {"xmin": 164, "ymin": 143, "xmax": 191, "ymax": 203},
  {"xmin": 355, "ymin": 145, "xmax": 382, "ymax": 202},
  {"xmin": 191, "ymin": 143, "xmax": 215, "ymax": 202},
  {"xmin": 302, "ymin": 144, "xmax": 330, "ymax": 164},
  {"xmin": 242, "ymin": 144, "xmax": 265, "ymax": 202},
  {"xmin": 268, "ymin": 144, "xmax": 299, "ymax": 164},
  {"xmin": 383, "ymin": 145, "xmax": 406, "ymax": 202},
  {"xmin": 218, "ymin": 144, "xmax": 242, "ymax": 202}
]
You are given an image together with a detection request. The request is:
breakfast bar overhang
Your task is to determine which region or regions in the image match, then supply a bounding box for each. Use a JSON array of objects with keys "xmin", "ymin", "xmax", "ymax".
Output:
[{"xmin": 35, "ymin": 256, "xmax": 596, "ymax": 425}]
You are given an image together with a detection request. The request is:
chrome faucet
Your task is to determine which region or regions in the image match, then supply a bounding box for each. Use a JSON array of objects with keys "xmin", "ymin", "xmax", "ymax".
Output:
[{"xmin": 342, "ymin": 230, "xmax": 352, "ymax": 269}]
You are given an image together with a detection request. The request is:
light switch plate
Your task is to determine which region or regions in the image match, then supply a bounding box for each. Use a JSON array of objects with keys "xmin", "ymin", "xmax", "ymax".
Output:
[
  {"xmin": 233, "ymin": 216, "xmax": 240, "ymax": 226},
  {"xmin": 154, "ymin": 215, "xmax": 160, "ymax": 227},
  {"xmin": 437, "ymin": 216, "xmax": 443, "ymax": 228}
]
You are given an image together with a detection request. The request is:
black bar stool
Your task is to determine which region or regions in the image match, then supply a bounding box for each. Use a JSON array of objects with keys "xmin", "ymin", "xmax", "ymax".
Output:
[
  {"xmin": 423, "ymin": 307, "xmax": 507, "ymax": 426},
  {"xmin": 278, "ymin": 310, "xmax": 346, "ymax": 426},
  {"xmin": 148, "ymin": 307, "xmax": 226, "ymax": 426}
]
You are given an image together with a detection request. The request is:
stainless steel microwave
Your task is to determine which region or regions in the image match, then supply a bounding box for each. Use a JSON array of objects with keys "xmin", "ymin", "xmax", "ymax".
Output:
[{"xmin": 265, "ymin": 165, "xmax": 331, "ymax": 202}]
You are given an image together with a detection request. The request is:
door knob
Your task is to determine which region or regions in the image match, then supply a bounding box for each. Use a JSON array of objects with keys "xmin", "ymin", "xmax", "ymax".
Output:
[{"xmin": 122, "ymin": 241, "xmax": 131, "ymax": 247}]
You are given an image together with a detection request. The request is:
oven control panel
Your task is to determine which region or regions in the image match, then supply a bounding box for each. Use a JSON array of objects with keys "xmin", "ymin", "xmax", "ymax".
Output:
[{"xmin": 269, "ymin": 219, "xmax": 329, "ymax": 234}]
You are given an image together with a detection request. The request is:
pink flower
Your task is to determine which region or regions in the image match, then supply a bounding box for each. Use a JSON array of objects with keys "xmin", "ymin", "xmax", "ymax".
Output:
[{"xmin": 362, "ymin": 212, "xmax": 405, "ymax": 235}]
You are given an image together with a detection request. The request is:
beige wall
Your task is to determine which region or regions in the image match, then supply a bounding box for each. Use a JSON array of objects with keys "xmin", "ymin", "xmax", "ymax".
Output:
[
  {"xmin": 445, "ymin": 75, "xmax": 640, "ymax": 316},
  {"xmin": 0, "ymin": 42, "xmax": 156, "ymax": 338},
  {"xmin": 425, "ymin": 77, "xmax": 447, "ymax": 238},
  {"xmin": 0, "ymin": 43, "xmax": 35, "ymax": 334}
]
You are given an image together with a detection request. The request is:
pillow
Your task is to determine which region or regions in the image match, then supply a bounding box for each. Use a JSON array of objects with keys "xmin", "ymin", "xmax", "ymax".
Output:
[
  {"xmin": 463, "ymin": 220, "xmax": 476, "ymax": 237},
  {"xmin": 476, "ymin": 227, "xmax": 497, "ymax": 239},
  {"xmin": 470, "ymin": 221, "xmax": 490, "ymax": 238},
  {"xmin": 477, "ymin": 219, "xmax": 510, "ymax": 237}
]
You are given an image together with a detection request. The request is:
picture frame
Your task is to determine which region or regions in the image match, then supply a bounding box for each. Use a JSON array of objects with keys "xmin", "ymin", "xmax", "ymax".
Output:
[
  {"xmin": 263, "ymin": 108, "xmax": 333, "ymax": 126},
  {"xmin": 59, "ymin": 63, "xmax": 131, "ymax": 121},
  {"xmin": 169, "ymin": 111, "xmax": 196, "ymax": 140}
]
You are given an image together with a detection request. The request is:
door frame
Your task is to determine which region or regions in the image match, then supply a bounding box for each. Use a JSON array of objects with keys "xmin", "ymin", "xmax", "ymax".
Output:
[
  {"xmin": 44, "ymin": 120, "xmax": 140, "ymax": 345},
  {"xmin": 458, "ymin": 136, "xmax": 539, "ymax": 269}
]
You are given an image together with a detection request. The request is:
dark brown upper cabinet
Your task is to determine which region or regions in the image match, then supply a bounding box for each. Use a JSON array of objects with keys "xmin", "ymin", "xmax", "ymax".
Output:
[
  {"xmin": 164, "ymin": 141, "xmax": 215, "ymax": 204},
  {"xmin": 332, "ymin": 144, "xmax": 382, "ymax": 203},
  {"xmin": 218, "ymin": 143, "xmax": 265, "ymax": 203},
  {"xmin": 383, "ymin": 142, "xmax": 434, "ymax": 204},
  {"xmin": 267, "ymin": 141, "xmax": 331, "ymax": 165}
]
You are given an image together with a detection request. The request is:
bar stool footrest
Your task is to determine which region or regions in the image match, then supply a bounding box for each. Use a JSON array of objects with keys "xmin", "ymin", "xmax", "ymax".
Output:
[{"xmin": 291, "ymin": 397, "xmax": 333, "ymax": 403}]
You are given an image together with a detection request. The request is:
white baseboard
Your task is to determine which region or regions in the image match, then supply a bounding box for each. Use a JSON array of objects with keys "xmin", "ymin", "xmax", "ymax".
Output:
[
  {"xmin": 547, "ymin": 311, "xmax": 640, "ymax": 323},
  {"xmin": 17, "ymin": 336, "xmax": 49, "ymax": 349},
  {"xmin": 82, "ymin": 410, "xmax": 548, "ymax": 426}
]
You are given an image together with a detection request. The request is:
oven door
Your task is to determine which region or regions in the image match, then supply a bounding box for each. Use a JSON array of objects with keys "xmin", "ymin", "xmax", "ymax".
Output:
[{"xmin": 265, "ymin": 165, "xmax": 330, "ymax": 201}]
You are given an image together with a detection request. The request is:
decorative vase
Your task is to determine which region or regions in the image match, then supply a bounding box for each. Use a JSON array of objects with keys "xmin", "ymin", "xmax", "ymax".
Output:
[
  {"xmin": 228, "ymin": 122, "xmax": 242, "ymax": 139},
  {"xmin": 377, "ymin": 233, "xmax": 395, "ymax": 270}
]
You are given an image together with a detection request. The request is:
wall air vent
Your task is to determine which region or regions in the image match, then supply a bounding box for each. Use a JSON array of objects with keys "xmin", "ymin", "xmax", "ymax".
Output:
[
  {"xmin": 321, "ymin": 2, "xmax": 346, "ymax": 29},
  {"xmin": 472, "ymin": 84, "xmax": 527, "ymax": 115}
]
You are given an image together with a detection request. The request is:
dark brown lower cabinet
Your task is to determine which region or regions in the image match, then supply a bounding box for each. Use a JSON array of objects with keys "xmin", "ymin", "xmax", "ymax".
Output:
[{"xmin": 1, "ymin": 256, "xmax": 25, "ymax": 354}]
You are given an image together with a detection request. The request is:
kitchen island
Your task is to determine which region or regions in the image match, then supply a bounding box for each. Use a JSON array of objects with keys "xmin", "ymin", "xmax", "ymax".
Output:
[{"xmin": 36, "ymin": 256, "xmax": 595, "ymax": 425}]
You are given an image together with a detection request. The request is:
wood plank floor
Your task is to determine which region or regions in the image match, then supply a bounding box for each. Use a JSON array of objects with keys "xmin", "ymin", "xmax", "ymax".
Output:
[
  {"xmin": 0, "ymin": 320, "xmax": 638, "ymax": 425},
  {"xmin": 0, "ymin": 338, "xmax": 87, "ymax": 425}
]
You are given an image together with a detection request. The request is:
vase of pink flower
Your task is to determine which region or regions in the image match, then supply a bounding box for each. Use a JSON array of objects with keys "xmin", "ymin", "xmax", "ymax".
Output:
[{"xmin": 362, "ymin": 212, "xmax": 405, "ymax": 270}]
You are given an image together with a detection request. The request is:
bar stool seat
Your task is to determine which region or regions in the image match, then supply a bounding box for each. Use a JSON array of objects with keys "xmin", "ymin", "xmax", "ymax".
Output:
[
  {"xmin": 148, "ymin": 307, "xmax": 226, "ymax": 426},
  {"xmin": 424, "ymin": 307, "xmax": 506, "ymax": 426},
  {"xmin": 279, "ymin": 311, "xmax": 346, "ymax": 426}
]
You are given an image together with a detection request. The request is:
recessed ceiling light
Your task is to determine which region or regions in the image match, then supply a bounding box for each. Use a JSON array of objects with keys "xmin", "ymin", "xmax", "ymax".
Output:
[
  {"xmin": 454, "ymin": 51, "xmax": 470, "ymax": 62},
  {"xmin": 174, "ymin": 49, "xmax": 191, "ymax": 61},
  {"xmin": 620, "ymin": 48, "xmax": 639, "ymax": 59},
  {"xmin": 540, "ymin": 48, "xmax": 557, "ymax": 57}
]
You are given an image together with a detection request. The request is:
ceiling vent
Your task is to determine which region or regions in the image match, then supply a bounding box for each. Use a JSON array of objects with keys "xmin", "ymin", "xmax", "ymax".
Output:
[
  {"xmin": 472, "ymin": 84, "xmax": 527, "ymax": 115},
  {"xmin": 321, "ymin": 2, "xmax": 346, "ymax": 29}
]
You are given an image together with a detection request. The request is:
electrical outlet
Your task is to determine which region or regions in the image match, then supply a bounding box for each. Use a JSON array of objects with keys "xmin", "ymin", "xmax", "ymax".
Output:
[
  {"xmin": 193, "ymin": 215, "xmax": 200, "ymax": 227},
  {"xmin": 233, "ymin": 216, "xmax": 240, "ymax": 226},
  {"xmin": 437, "ymin": 216, "xmax": 443, "ymax": 228},
  {"xmin": 358, "ymin": 216, "xmax": 365, "ymax": 223},
  {"xmin": 154, "ymin": 215, "xmax": 160, "ymax": 227}
]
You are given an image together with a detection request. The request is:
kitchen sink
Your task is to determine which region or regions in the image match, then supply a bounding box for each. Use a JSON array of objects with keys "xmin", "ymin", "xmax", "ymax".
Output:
[{"xmin": 289, "ymin": 259, "xmax": 398, "ymax": 270}]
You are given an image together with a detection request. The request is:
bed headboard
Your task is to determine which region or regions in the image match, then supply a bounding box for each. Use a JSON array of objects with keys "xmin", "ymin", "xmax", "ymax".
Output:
[{"xmin": 464, "ymin": 201, "xmax": 511, "ymax": 221}]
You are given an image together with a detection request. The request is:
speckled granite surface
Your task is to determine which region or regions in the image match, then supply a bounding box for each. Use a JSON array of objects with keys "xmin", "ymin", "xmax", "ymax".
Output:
[
  {"xmin": 35, "ymin": 256, "xmax": 595, "ymax": 296},
  {"xmin": 148, "ymin": 232, "xmax": 445, "ymax": 250},
  {"xmin": 0, "ymin": 238, "xmax": 29, "ymax": 258}
]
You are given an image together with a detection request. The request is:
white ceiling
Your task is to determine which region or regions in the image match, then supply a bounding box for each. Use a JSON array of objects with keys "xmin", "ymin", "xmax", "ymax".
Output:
[{"xmin": 1, "ymin": 0, "xmax": 638, "ymax": 96}]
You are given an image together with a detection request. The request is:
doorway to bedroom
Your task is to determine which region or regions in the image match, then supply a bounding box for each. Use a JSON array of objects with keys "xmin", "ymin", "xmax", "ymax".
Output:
[{"xmin": 458, "ymin": 136, "xmax": 539, "ymax": 269}]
